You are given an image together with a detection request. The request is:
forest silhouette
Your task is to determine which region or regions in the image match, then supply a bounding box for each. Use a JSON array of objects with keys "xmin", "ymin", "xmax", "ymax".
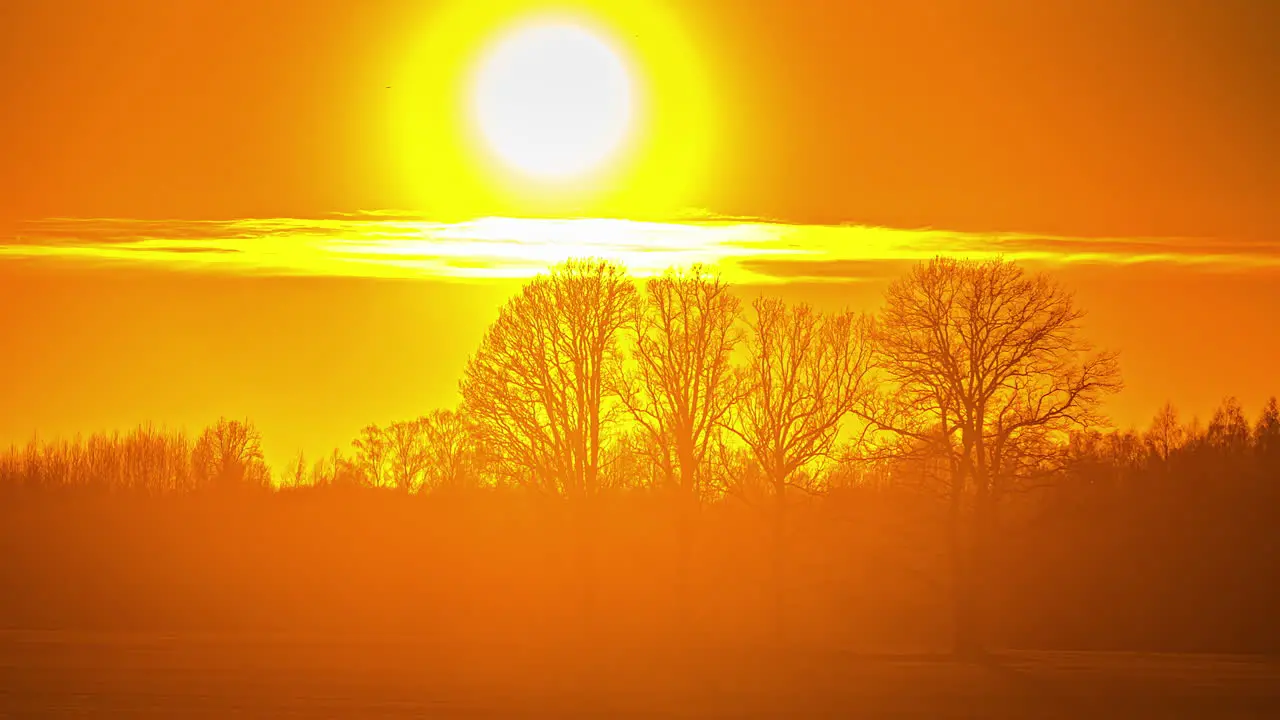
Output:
[{"xmin": 3, "ymin": 256, "xmax": 1279, "ymax": 663}]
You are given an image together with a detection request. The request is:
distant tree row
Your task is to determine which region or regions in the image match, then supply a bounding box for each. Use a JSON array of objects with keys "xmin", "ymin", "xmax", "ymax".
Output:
[
  {"xmin": 11, "ymin": 393, "xmax": 1269, "ymax": 504},
  {"xmin": 288, "ymin": 409, "xmax": 485, "ymax": 493},
  {"xmin": 0, "ymin": 418, "xmax": 268, "ymax": 494},
  {"xmin": 1064, "ymin": 395, "xmax": 1280, "ymax": 489}
]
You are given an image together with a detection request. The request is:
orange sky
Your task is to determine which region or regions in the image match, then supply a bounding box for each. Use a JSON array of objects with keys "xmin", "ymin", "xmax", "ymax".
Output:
[{"xmin": 1, "ymin": 0, "xmax": 1277, "ymax": 469}]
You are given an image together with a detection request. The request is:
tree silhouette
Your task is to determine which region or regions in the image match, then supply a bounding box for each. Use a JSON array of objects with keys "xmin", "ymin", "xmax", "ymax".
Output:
[
  {"xmin": 462, "ymin": 258, "xmax": 636, "ymax": 499},
  {"xmin": 1256, "ymin": 397, "xmax": 1280, "ymax": 461},
  {"xmin": 869, "ymin": 256, "xmax": 1120, "ymax": 656},
  {"xmin": 614, "ymin": 265, "xmax": 743, "ymax": 620},
  {"xmin": 309, "ymin": 455, "xmax": 331, "ymax": 488},
  {"xmin": 616, "ymin": 265, "xmax": 743, "ymax": 498},
  {"xmin": 120, "ymin": 425, "xmax": 191, "ymax": 494},
  {"xmin": 384, "ymin": 418, "xmax": 427, "ymax": 493},
  {"xmin": 730, "ymin": 297, "xmax": 874, "ymax": 497},
  {"xmin": 1145, "ymin": 402, "xmax": 1185, "ymax": 465},
  {"xmin": 460, "ymin": 258, "xmax": 636, "ymax": 642},
  {"xmin": 597, "ymin": 427, "xmax": 662, "ymax": 492},
  {"xmin": 285, "ymin": 451, "xmax": 308, "ymax": 489},
  {"xmin": 352, "ymin": 424, "xmax": 390, "ymax": 489},
  {"xmin": 0, "ymin": 426, "xmax": 194, "ymax": 494},
  {"xmin": 307, "ymin": 447, "xmax": 360, "ymax": 488},
  {"xmin": 1206, "ymin": 396, "xmax": 1251, "ymax": 453},
  {"xmin": 728, "ymin": 296, "xmax": 874, "ymax": 638},
  {"xmin": 192, "ymin": 418, "xmax": 269, "ymax": 491},
  {"xmin": 420, "ymin": 409, "xmax": 481, "ymax": 492}
]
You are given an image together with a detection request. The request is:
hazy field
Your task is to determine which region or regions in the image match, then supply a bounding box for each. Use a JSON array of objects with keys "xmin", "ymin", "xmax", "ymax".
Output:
[
  {"xmin": 3, "ymin": 495, "xmax": 1279, "ymax": 717},
  {"xmin": 3, "ymin": 631, "xmax": 1279, "ymax": 718}
]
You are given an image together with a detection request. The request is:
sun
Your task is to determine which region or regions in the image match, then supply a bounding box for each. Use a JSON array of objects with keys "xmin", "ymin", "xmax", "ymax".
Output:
[
  {"xmin": 387, "ymin": 0, "xmax": 717, "ymax": 220},
  {"xmin": 471, "ymin": 22, "xmax": 634, "ymax": 182}
]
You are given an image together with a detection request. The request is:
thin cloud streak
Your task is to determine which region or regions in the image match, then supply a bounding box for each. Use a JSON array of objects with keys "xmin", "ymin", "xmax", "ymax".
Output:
[{"xmin": 3, "ymin": 215, "xmax": 1277, "ymax": 282}]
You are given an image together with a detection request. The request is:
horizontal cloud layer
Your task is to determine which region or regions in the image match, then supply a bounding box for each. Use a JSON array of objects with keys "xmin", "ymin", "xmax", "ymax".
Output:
[{"xmin": 3, "ymin": 214, "xmax": 1277, "ymax": 282}]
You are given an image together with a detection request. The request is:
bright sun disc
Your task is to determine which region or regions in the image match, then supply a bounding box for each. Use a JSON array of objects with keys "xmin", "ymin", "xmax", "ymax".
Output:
[
  {"xmin": 390, "ymin": 0, "xmax": 715, "ymax": 219},
  {"xmin": 471, "ymin": 23, "xmax": 634, "ymax": 181}
]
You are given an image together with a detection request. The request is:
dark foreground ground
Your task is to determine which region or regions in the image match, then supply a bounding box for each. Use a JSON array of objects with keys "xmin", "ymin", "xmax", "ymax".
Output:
[{"xmin": 2, "ymin": 632, "xmax": 1279, "ymax": 718}]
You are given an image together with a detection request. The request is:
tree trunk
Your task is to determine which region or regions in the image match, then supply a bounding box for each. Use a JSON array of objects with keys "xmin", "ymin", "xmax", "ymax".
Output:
[
  {"xmin": 956, "ymin": 474, "xmax": 993, "ymax": 660},
  {"xmin": 772, "ymin": 473, "xmax": 787, "ymax": 648},
  {"xmin": 950, "ymin": 475, "xmax": 977, "ymax": 658},
  {"xmin": 673, "ymin": 487, "xmax": 694, "ymax": 646},
  {"xmin": 675, "ymin": 445, "xmax": 697, "ymax": 626},
  {"xmin": 573, "ymin": 496, "xmax": 596, "ymax": 651}
]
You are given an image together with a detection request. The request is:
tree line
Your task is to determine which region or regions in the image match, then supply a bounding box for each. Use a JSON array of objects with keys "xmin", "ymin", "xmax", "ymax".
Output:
[{"xmin": 3, "ymin": 256, "xmax": 1277, "ymax": 655}]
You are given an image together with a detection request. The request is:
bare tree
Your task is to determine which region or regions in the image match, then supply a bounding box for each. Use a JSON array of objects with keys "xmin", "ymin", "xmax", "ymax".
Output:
[
  {"xmin": 420, "ymin": 409, "xmax": 480, "ymax": 492},
  {"xmin": 868, "ymin": 256, "xmax": 1121, "ymax": 657},
  {"xmin": 597, "ymin": 427, "xmax": 661, "ymax": 492},
  {"xmin": 728, "ymin": 296, "xmax": 875, "ymax": 639},
  {"xmin": 706, "ymin": 438, "xmax": 771, "ymax": 507},
  {"xmin": 306, "ymin": 447, "xmax": 359, "ymax": 488},
  {"xmin": 461, "ymin": 258, "xmax": 635, "ymax": 644},
  {"xmin": 461, "ymin": 258, "xmax": 636, "ymax": 499},
  {"xmin": 192, "ymin": 418, "xmax": 270, "ymax": 491},
  {"xmin": 285, "ymin": 451, "xmax": 308, "ymax": 489},
  {"xmin": 0, "ymin": 426, "xmax": 195, "ymax": 495},
  {"xmin": 1257, "ymin": 397, "xmax": 1280, "ymax": 460},
  {"xmin": 617, "ymin": 264, "xmax": 743, "ymax": 498},
  {"xmin": 730, "ymin": 297, "xmax": 875, "ymax": 496},
  {"xmin": 352, "ymin": 424, "xmax": 390, "ymax": 489},
  {"xmin": 310, "ymin": 452, "xmax": 334, "ymax": 488},
  {"xmin": 613, "ymin": 265, "xmax": 743, "ymax": 622},
  {"xmin": 385, "ymin": 419, "xmax": 427, "ymax": 493},
  {"xmin": 1145, "ymin": 402, "xmax": 1185, "ymax": 463},
  {"xmin": 1206, "ymin": 396, "xmax": 1251, "ymax": 452}
]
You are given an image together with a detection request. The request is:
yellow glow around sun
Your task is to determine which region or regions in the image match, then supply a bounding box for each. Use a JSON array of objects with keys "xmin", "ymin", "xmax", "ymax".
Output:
[{"xmin": 387, "ymin": 1, "xmax": 715, "ymax": 220}]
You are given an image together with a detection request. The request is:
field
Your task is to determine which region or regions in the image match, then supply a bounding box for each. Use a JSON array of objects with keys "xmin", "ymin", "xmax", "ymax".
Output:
[
  {"xmin": 3, "ymin": 631, "xmax": 1280, "ymax": 718},
  {"xmin": 3, "ymin": 496, "xmax": 1279, "ymax": 717}
]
